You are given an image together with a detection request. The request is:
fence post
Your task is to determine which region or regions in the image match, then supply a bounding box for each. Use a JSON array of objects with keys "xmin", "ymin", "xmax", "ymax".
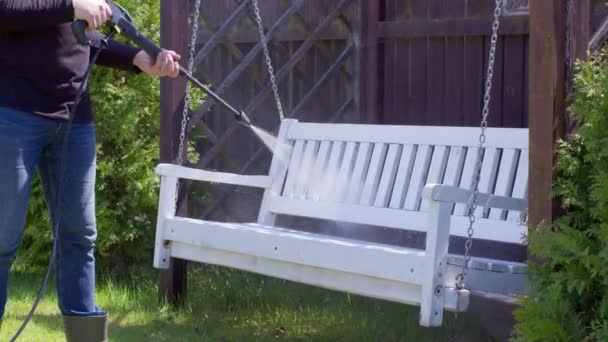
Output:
[
  {"xmin": 355, "ymin": 0, "xmax": 382, "ymax": 123},
  {"xmin": 528, "ymin": 0, "xmax": 589, "ymax": 238},
  {"xmin": 159, "ymin": 0, "xmax": 190, "ymax": 305}
]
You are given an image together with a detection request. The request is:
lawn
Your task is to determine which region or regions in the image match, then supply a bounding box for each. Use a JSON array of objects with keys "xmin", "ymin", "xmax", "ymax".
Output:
[{"xmin": 1, "ymin": 264, "xmax": 496, "ymax": 341}]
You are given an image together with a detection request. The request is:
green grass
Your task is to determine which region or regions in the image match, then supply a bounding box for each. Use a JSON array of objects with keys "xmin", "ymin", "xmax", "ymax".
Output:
[{"xmin": 1, "ymin": 264, "xmax": 496, "ymax": 341}]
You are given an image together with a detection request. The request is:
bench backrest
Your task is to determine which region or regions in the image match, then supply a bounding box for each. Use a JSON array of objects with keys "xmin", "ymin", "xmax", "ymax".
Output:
[{"xmin": 258, "ymin": 120, "xmax": 528, "ymax": 245}]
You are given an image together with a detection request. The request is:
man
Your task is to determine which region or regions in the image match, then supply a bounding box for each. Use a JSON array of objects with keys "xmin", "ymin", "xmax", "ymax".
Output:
[{"xmin": 0, "ymin": 0, "xmax": 180, "ymax": 340}]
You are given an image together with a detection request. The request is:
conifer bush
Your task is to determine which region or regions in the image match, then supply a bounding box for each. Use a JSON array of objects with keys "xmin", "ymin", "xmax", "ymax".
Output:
[{"xmin": 512, "ymin": 48, "xmax": 608, "ymax": 341}]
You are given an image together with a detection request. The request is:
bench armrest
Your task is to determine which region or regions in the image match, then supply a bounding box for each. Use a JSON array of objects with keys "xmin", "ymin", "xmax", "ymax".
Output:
[
  {"xmin": 422, "ymin": 184, "xmax": 527, "ymax": 212},
  {"xmin": 155, "ymin": 164, "xmax": 273, "ymax": 189}
]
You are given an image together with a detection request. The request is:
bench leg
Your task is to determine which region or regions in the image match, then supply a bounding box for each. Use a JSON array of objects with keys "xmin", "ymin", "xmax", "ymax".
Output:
[{"xmin": 160, "ymin": 258, "xmax": 188, "ymax": 306}]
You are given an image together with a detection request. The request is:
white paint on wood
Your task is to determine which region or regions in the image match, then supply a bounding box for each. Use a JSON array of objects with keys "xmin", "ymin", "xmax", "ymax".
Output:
[
  {"xmin": 258, "ymin": 120, "xmax": 296, "ymax": 225},
  {"xmin": 283, "ymin": 140, "xmax": 306, "ymax": 197},
  {"xmin": 508, "ymin": 150, "xmax": 529, "ymax": 222},
  {"xmin": 165, "ymin": 217, "xmax": 426, "ymax": 284},
  {"xmin": 288, "ymin": 123, "xmax": 528, "ymax": 149},
  {"xmin": 404, "ymin": 145, "xmax": 432, "ymax": 211},
  {"xmin": 420, "ymin": 146, "xmax": 449, "ymax": 212},
  {"xmin": 155, "ymin": 164, "xmax": 272, "ymax": 188},
  {"xmin": 389, "ymin": 145, "xmax": 417, "ymax": 209},
  {"xmin": 476, "ymin": 148, "xmax": 501, "ymax": 218},
  {"xmin": 375, "ymin": 144, "xmax": 403, "ymax": 207},
  {"xmin": 153, "ymin": 175, "xmax": 178, "ymax": 269},
  {"xmin": 307, "ymin": 141, "xmax": 332, "ymax": 200},
  {"xmin": 420, "ymin": 199, "xmax": 452, "ymax": 326},
  {"xmin": 169, "ymin": 241, "xmax": 429, "ymax": 308},
  {"xmin": 360, "ymin": 143, "xmax": 389, "ymax": 206},
  {"xmin": 319, "ymin": 141, "xmax": 346, "ymax": 201},
  {"xmin": 489, "ymin": 149, "xmax": 519, "ymax": 220},
  {"xmin": 294, "ymin": 140, "xmax": 320, "ymax": 199},
  {"xmin": 454, "ymin": 147, "xmax": 480, "ymax": 215},
  {"xmin": 333, "ymin": 142, "xmax": 358, "ymax": 202},
  {"xmin": 345, "ymin": 143, "xmax": 373, "ymax": 204}
]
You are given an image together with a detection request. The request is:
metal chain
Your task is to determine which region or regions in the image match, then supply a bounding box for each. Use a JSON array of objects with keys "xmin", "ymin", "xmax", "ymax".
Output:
[
  {"xmin": 251, "ymin": 0, "xmax": 286, "ymax": 121},
  {"xmin": 456, "ymin": 0, "xmax": 501, "ymax": 290},
  {"xmin": 174, "ymin": 0, "xmax": 202, "ymax": 206}
]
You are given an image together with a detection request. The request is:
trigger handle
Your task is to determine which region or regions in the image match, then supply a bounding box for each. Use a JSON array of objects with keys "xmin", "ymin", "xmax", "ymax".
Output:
[{"xmin": 71, "ymin": 20, "xmax": 90, "ymax": 45}]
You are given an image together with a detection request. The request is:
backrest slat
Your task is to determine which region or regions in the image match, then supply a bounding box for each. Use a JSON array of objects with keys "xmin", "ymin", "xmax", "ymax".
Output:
[
  {"xmin": 318, "ymin": 141, "xmax": 346, "ymax": 201},
  {"xmin": 454, "ymin": 147, "xmax": 479, "ymax": 216},
  {"xmin": 308, "ymin": 141, "xmax": 332, "ymax": 200},
  {"xmin": 294, "ymin": 140, "xmax": 320, "ymax": 198},
  {"xmin": 443, "ymin": 147, "xmax": 466, "ymax": 214},
  {"xmin": 489, "ymin": 149, "xmax": 519, "ymax": 220},
  {"xmin": 507, "ymin": 150, "xmax": 529, "ymax": 222},
  {"xmin": 345, "ymin": 143, "xmax": 373, "ymax": 204},
  {"xmin": 420, "ymin": 146, "xmax": 450, "ymax": 212},
  {"xmin": 389, "ymin": 145, "xmax": 417, "ymax": 209},
  {"xmin": 332, "ymin": 142, "xmax": 358, "ymax": 202},
  {"xmin": 475, "ymin": 148, "xmax": 501, "ymax": 218},
  {"xmin": 374, "ymin": 144, "xmax": 403, "ymax": 207},
  {"xmin": 360, "ymin": 143, "xmax": 389, "ymax": 206},
  {"xmin": 404, "ymin": 145, "xmax": 433, "ymax": 211},
  {"xmin": 283, "ymin": 140, "xmax": 306, "ymax": 197}
]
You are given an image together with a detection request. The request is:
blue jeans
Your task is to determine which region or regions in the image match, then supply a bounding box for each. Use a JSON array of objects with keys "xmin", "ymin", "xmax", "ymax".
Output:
[{"xmin": 0, "ymin": 107, "xmax": 103, "ymax": 319}]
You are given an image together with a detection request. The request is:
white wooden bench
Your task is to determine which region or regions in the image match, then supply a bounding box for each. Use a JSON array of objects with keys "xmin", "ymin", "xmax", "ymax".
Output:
[{"xmin": 153, "ymin": 119, "xmax": 528, "ymax": 327}]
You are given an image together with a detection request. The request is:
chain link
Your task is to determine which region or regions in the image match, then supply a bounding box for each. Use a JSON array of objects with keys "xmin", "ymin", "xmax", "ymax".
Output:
[
  {"xmin": 456, "ymin": 0, "xmax": 501, "ymax": 290},
  {"xmin": 251, "ymin": 0, "xmax": 285, "ymax": 121},
  {"xmin": 174, "ymin": 0, "xmax": 202, "ymax": 206}
]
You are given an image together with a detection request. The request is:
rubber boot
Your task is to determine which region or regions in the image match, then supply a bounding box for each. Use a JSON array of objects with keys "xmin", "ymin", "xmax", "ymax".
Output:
[{"xmin": 63, "ymin": 314, "xmax": 108, "ymax": 342}]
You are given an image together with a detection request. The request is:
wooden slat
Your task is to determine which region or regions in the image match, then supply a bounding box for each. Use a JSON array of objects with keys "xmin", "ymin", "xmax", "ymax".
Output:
[
  {"xmin": 308, "ymin": 141, "xmax": 332, "ymax": 200},
  {"xmin": 489, "ymin": 149, "xmax": 519, "ymax": 220},
  {"xmin": 266, "ymin": 197, "xmax": 526, "ymax": 244},
  {"xmin": 333, "ymin": 142, "xmax": 358, "ymax": 202},
  {"xmin": 404, "ymin": 145, "xmax": 433, "ymax": 211},
  {"xmin": 258, "ymin": 120, "xmax": 297, "ymax": 225},
  {"xmin": 294, "ymin": 141, "xmax": 321, "ymax": 198},
  {"xmin": 420, "ymin": 146, "xmax": 449, "ymax": 211},
  {"xmin": 155, "ymin": 164, "xmax": 272, "ymax": 188},
  {"xmin": 283, "ymin": 140, "xmax": 306, "ymax": 197},
  {"xmin": 443, "ymin": 147, "xmax": 466, "ymax": 187},
  {"xmin": 374, "ymin": 144, "xmax": 403, "ymax": 207},
  {"xmin": 476, "ymin": 148, "xmax": 501, "ymax": 218},
  {"xmin": 389, "ymin": 145, "xmax": 417, "ymax": 209},
  {"xmin": 288, "ymin": 124, "xmax": 529, "ymax": 149},
  {"xmin": 454, "ymin": 147, "xmax": 479, "ymax": 215},
  {"xmin": 345, "ymin": 143, "xmax": 374, "ymax": 204},
  {"xmin": 508, "ymin": 150, "xmax": 529, "ymax": 222},
  {"xmin": 164, "ymin": 217, "xmax": 426, "ymax": 284},
  {"xmin": 319, "ymin": 141, "xmax": 346, "ymax": 201},
  {"xmin": 360, "ymin": 143, "xmax": 389, "ymax": 205},
  {"xmin": 378, "ymin": 17, "xmax": 529, "ymax": 38}
]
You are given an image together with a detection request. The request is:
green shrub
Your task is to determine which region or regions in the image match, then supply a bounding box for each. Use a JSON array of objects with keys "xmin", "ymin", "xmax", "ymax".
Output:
[
  {"xmin": 512, "ymin": 49, "xmax": 608, "ymax": 341},
  {"xmin": 19, "ymin": 0, "xmax": 165, "ymax": 270}
]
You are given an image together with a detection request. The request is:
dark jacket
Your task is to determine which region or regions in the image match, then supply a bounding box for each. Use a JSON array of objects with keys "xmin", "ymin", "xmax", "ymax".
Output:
[{"xmin": 0, "ymin": 0, "xmax": 141, "ymax": 122}]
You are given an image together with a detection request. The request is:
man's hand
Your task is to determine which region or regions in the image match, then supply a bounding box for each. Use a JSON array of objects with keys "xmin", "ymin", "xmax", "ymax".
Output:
[
  {"xmin": 73, "ymin": 0, "xmax": 112, "ymax": 30},
  {"xmin": 133, "ymin": 50, "xmax": 181, "ymax": 78}
]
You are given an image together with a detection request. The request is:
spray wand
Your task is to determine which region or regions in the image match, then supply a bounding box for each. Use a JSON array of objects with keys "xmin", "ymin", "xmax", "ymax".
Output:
[{"xmin": 72, "ymin": 0, "xmax": 252, "ymax": 126}]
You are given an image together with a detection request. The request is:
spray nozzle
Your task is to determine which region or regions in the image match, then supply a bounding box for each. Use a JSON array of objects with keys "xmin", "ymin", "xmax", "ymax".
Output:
[{"xmin": 236, "ymin": 111, "xmax": 252, "ymax": 126}]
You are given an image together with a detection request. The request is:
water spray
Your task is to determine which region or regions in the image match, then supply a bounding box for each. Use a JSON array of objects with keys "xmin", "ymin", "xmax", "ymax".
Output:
[{"xmin": 72, "ymin": 0, "xmax": 253, "ymax": 126}]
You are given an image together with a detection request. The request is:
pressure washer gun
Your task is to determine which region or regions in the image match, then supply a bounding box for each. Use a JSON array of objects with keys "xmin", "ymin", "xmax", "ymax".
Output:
[{"xmin": 71, "ymin": 0, "xmax": 252, "ymax": 126}]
